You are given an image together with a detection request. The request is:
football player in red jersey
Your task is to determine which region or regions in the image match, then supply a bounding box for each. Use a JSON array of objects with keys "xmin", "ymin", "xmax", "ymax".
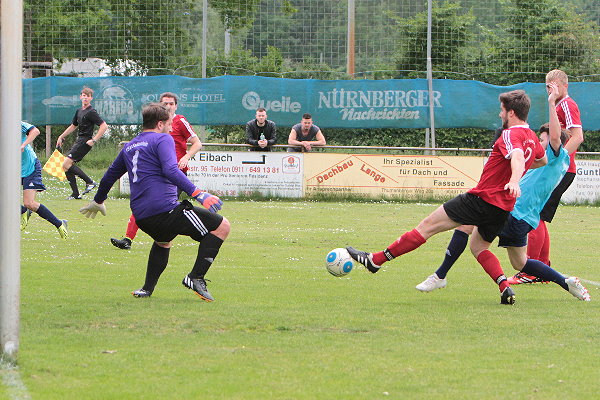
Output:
[
  {"xmin": 346, "ymin": 90, "xmax": 546, "ymax": 305},
  {"xmin": 110, "ymin": 92, "xmax": 202, "ymax": 250}
]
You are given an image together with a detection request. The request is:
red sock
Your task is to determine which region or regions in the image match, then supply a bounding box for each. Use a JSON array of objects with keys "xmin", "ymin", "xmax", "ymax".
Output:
[
  {"xmin": 372, "ymin": 229, "xmax": 426, "ymax": 265},
  {"xmin": 540, "ymin": 220, "xmax": 551, "ymax": 266},
  {"xmin": 476, "ymin": 250, "xmax": 508, "ymax": 292},
  {"xmin": 125, "ymin": 214, "xmax": 139, "ymax": 241}
]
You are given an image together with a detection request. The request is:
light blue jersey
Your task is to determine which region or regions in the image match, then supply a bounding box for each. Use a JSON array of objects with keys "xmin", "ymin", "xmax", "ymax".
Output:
[
  {"xmin": 21, "ymin": 121, "xmax": 38, "ymax": 177},
  {"xmin": 511, "ymin": 143, "xmax": 570, "ymax": 229}
]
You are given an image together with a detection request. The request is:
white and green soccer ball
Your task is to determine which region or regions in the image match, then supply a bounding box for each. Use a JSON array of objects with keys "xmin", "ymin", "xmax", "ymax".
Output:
[{"xmin": 325, "ymin": 248, "xmax": 354, "ymax": 277}]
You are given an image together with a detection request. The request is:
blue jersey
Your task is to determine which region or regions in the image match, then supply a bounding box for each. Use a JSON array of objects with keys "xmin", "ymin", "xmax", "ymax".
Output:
[
  {"xmin": 94, "ymin": 131, "xmax": 197, "ymax": 220},
  {"xmin": 21, "ymin": 121, "xmax": 38, "ymax": 177},
  {"xmin": 511, "ymin": 143, "xmax": 570, "ymax": 229}
]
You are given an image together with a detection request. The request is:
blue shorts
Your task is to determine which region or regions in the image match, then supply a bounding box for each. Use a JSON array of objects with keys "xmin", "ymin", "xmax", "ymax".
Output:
[
  {"xmin": 497, "ymin": 214, "xmax": 533, "ymax": 248},
  {"xmin": 22, "ymin": 159, "xmax": 46, "ymax": 191}
]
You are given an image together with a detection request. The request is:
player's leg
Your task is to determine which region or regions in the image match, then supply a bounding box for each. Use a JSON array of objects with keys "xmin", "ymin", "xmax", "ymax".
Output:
[
  {"xmin": 63, "ymin": 157, "xmax": 81, "ymax": 199},
  {"xmin": 22, "ymin": 163, "xmax": 67, "ymax": 238},
  {"xmin": 111, "ymin": 214, "xmax": 139, "ymax": 250},
  {"xmin": 416, "ymin": 225, "xmax": 473, "ymax": 292},
  {"xmin": 132, "ymin": 241, "xmax": 172, "ymax": 298},
  {"xmin": 507, "ymin": 247, "xmax": 590, "ymax": 301},
  {"xmin": 508, "ymin": 222, "xmax": 549, "ymax": 284},
  {"xmin": 470, "ymin": 228, "xmax": 514, "ymax": 304},
  {"xmin": 183, "ymin": 217, "xmax": 231, "ymax": 302},
  {"xmin": 347, "ymin": 204, "xmax": 458, "ymax": 273}
]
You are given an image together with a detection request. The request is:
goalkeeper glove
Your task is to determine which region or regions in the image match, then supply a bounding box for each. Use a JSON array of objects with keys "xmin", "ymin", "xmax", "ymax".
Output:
[
  {"xmin": 79, "ymin": 201, "xmax": 107, "ymax": 219},
  {"xmin": 195, "ymin": 191, "xmax": 223, "ymax": 213}
]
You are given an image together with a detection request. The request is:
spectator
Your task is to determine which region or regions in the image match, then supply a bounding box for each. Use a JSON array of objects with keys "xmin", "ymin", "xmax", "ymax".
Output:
[
  {"xmin": 246, "ymin": 107, "xmax": 277, "ymax": 151},
  {"xmin": 287, "ymin": 113, "xmax": 326, "ymax": 152}
]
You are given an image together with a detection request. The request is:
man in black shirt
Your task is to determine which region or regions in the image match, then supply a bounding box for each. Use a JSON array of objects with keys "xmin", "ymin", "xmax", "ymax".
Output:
[
  {"xmin": 245, "ymin": 107, "xmax": 277, "ymax": 151},
  {"xmin": 56, "ymin": 87, "xmax": 108, "ymax": 199}
]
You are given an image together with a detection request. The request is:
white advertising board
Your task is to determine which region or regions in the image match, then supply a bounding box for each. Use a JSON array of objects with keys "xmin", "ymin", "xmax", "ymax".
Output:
[
  {"xmin": 120, "ymin": 151, "xmax": 304, "ymax": 198},
  {"xmin": 561, "ymin": 160, "xmax": 600, "ymax": 203}
]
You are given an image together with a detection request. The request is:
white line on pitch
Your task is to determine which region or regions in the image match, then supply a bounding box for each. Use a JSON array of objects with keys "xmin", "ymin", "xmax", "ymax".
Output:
[{"xmin": 0, "ymin": 358, "xmax": 31, "ymax": 400}]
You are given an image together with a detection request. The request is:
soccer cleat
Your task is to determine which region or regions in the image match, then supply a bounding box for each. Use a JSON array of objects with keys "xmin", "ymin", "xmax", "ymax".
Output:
[
  {"xmin": 82, "ymin": 182, "xmax": 97, "ymax": 196},
  {"xmin": 57, "ymin": 220, "xmax": 68, "ymax": 239},
  {"xmin": 346, "ymin": 246, "xmax": 381, "ymax": 273},
  {"xmin": 66, "ymin": 194, "xmax": 82, "ymax": 200},
  {"xmin": 416, "ymin": 273, "xmax": 447, "ymax": 292},
  {"xmin": 500, "ymin": 286, "xmax": 516, "ymax": 305},
  {"xmin": 507, "ymin": 272, "xmax": 549, "ymax": 285},
  {"xmin": 111, "ymin": 237, "xmax": 132, "ymax": 250},
  {"xmin": 182, "ymin": 275, "xmax": 214, "ymax": 302},
  {"xmin": 21, "ymin": 209, "xmax": 32, "ymax": 231},
  {"xmin": 132, "ymin": 289, "xmax": 152, "ymax": 298},
  {"xmin": 565, "ymin": 277, "xmax": 591, "ymax": 301}
]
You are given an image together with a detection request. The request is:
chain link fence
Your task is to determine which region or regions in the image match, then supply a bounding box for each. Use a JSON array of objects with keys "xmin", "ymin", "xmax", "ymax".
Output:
[{"xmin": 23, "ymin": 0, "xmax": 600, "ymax": 83}]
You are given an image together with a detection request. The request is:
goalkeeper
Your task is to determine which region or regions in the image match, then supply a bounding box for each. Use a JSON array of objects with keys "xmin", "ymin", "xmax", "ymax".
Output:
[{"xmin": 80, "ymin": 103, "xmax": 230, "ymax": 302}]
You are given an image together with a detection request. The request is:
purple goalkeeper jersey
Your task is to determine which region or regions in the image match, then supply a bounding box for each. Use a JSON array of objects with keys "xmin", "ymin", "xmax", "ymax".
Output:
[{"xmin": 94, "ymin": 131, "xmax": 197, "ymax": 220}]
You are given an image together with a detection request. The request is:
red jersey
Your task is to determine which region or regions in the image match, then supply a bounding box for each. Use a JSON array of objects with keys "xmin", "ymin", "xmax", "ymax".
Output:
[
  {"xmin": 469, "ymin": 125, "xmax": 545, "ymax": 211},
  {"xmin": 555, "ymin": 96, "xmax": 582, "ymax": 173},
  {"xmin": 170, "ymin": 114, "xmax": 197, "ymax": 173}
]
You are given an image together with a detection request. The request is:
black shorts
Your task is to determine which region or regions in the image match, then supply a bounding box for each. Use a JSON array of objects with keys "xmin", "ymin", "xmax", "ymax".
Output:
[
  {"xmin": 539, "ymin": 172, "xmax": 575, "ymax": 222},
  {"xmin": 136, "ymin": 200, "xmax": 224, "ymax": 243},
  {"xmin": 67, "ymin": 137, "xmax": 93, "ymax": 162},
  {"xmin": 497, "ymin": 214, "xmax": 533, "ymax": 248},
  {"xmin": 443, "ymin": 192, "xmax": 510, "ymax": 243}
]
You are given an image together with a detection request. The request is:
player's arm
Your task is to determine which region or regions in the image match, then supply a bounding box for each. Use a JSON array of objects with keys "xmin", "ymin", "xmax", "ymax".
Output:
[
  {"xmin": 21, "ymin": 126, "xmax": 40, "ymax": 152},
  {"xmin": 56, "ymin": 124, "xmax": 76, "ymax": 147},
  {"xmin": 80, "ymin": 151, "xmax": 126, "ymax": 218},
  {"xmin": 547, "ymin": 83, "xmax": 562, "ymax": 154},
  {"xmin": 91, "ymin": 121, "xmax": 109, "ymax": 143},
  {"xmin": 179, "ymin": 135, "xmax": 202, "ymax": 170},
  {"xmin": 564, "ymin": 126, "xmax": 583, "ymax": 156},
  {"xmin": 504, "ymin": 150, "xmax": 525, "ymax": 198}
]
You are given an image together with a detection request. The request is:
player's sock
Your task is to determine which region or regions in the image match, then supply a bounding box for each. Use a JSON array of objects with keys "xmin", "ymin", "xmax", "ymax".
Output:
[
  {"xmin": 189, "ymin": 234, "xmax": 224, "ymax": 279},
  {"xmin": 35, "ymin": 204, "xmax": 62, "ymax": 228},
  {"xmin": 65, "ymin": 170, "xmax": 80, "ymax": 197},
  {"xmin": 142, "ymin": 243, "xmax": 171, "ymax": 293},
  {"xmin": 372, "ymin": 229, "xmax": 426, "ymax": 265},
  {"xmin": 521, "ymin": 259, "xmax": 568, "ymax": 290},
  {"xmin": 541, "ymin": 221, "xmax": 551, "ymax": 266},
  {"xmin": 69, "ymin": 165, "xmax": 93, "ymax": 185},
  {"xmin": 125, "ymin": 214, "xmax": 139, "ymax": 241},
  {"xmin": 435, "ymin": 229, "xmax": 469, "ymax": 279},
  {"xmin": 476, "ymin": 250, "xmax": 509, "ymax": 292}
]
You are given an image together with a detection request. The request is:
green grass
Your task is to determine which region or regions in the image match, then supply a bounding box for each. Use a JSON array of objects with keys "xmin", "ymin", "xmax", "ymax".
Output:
[{"xmin": 10, "ymin": 176, "xmax": 600, "ymax": 399}]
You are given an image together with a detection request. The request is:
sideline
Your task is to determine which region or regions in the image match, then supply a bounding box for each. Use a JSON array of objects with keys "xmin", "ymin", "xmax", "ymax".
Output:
[
  {"xmin": 580, "ymin": 278, "xmax": 600, "ymax": 288},
  {"xmin": 0, "ymin": 357, "xmax": 30, "ymax": 400}
]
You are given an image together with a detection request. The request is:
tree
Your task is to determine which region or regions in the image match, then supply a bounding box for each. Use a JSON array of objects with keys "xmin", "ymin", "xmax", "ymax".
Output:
[{"xmin": 391, "ymin": 1, "xmax": 477, "ymax": 79}]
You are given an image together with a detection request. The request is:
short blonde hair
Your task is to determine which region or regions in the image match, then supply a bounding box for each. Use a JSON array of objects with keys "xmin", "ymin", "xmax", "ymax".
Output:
[{"xmin": 546, "ymin": 69, "xmax": 568, "ymax": 85}]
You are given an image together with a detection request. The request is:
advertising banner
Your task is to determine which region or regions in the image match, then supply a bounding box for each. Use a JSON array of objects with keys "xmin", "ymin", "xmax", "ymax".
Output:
[
  {"xmin": 303, "ymin": 153, "xmax": 484, "ymax": 200},
  {"xmin": 22, "ymin": 75, "xmax": 600, "ymax": 130},
  {"xmin": 561, "ymin": 160, "xmax": 600, "ymax": 203},
  {"xmin": 120, "ymin": 151, "xmax": 303, "ymax": 198}
]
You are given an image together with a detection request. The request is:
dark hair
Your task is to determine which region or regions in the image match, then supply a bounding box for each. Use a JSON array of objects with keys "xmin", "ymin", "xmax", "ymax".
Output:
[
  {"xmin": 81, "ymin": 86, "xmax": 94, "ymax": 96},
  {"xmin": 302, "ymin": 113, "xmax": 312, "ymax": 120},
  {"xmin": 159, "ymin": 92, "xmax": 178, "ymax": 104},
  {"xmin": 256, "ymin": 107, "xmax": 266, "ymax": 113},
  {"xmin": 499, "ymin": 90, "xmax": 530, "ymax": 122},
  {"xmin": 539, "ymin": 123, "xmax": 569, "ymax": 146},
  {"xmin": 142, "ymin": 103, "xmax": 170, "ymax": 129}
]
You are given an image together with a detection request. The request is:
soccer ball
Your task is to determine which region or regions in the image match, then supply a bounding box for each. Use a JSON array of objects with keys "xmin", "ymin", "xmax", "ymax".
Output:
[{"xmin": 325, "ymin": 248, "xmax": 354, "ymax": 277}]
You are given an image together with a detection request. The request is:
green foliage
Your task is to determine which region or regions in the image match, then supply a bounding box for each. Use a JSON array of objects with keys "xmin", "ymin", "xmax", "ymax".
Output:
[
  {"xmin": 392, "ymin": 1, "xmax": 477, "ymax": 79},
  {"xmin": 485, "ymin": 0, "xmax": 600, "ymax": 85},
  {"xmin": 210, "ymin": 0, "xmax": 261, "ymax": 31}
]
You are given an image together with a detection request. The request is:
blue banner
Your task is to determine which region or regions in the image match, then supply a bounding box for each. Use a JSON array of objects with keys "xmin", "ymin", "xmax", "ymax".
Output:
[{"xmin": 22, "ymin": 76, "xmax": 600, "ymax": 130}]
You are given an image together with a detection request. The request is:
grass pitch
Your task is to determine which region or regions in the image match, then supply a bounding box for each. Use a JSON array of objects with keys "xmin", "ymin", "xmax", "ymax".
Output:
[{"xmin": 9, "ymin": 180, "xmax": 600, "ymax": 399}]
